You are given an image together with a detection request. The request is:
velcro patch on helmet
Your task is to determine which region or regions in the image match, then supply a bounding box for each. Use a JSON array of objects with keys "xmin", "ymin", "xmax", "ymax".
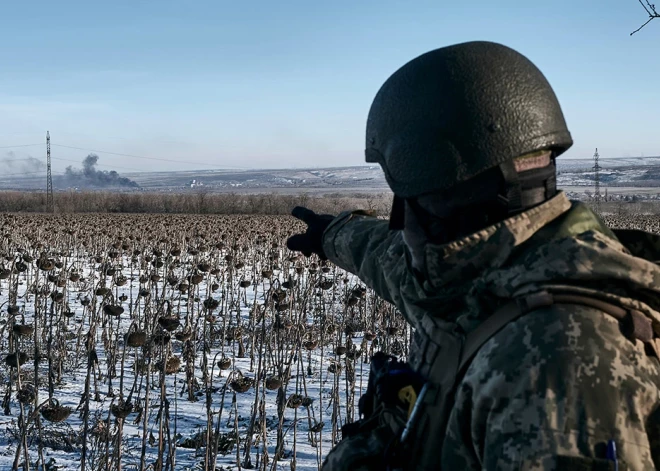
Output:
[{"xmin": 513, "ymin": 150, "xmax": 552, "ymax": 172}]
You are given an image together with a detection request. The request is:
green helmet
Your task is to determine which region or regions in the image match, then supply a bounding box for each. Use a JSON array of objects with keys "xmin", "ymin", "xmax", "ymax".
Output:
[{"xmin": 365, "ymin": 41, "xmax": 573, "ymax": 199}]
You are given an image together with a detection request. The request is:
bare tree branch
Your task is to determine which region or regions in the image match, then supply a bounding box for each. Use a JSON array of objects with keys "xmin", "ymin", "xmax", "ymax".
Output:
[
  {"xmin": 631, "ymin": 0, "xmax": 660, "ymax": 35},
  {"xmin": 638, "ymin": 0, "xmax": 654, "ymax": 15}
]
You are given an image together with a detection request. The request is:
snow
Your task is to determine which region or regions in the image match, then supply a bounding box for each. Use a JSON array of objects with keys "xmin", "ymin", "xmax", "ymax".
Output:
[{"xmin": 0, "ymin": 223, "xmax": 400, "ymax": 471}]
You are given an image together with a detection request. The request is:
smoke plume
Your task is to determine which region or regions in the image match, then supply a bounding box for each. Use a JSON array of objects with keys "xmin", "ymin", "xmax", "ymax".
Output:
[
  {"xmin": 1, "ymin": 151, "xmax": 46, "ymax": 175},
  {"xmin": 63, "ymin": 154, "xmax": 139, "ymax": 188}
]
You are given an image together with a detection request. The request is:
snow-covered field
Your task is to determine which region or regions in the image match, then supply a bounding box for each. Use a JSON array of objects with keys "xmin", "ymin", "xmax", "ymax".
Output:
[
  {"xmin": 0, "ymin": 213, "xmax": 408, "ymax": 471},
  {"xmin": 5, "ymin": 157, "xmax": 660, "ymax": 193},
  {"xmin": 1, "ymin": 210, "xmax": 657, "ymax": 471}
]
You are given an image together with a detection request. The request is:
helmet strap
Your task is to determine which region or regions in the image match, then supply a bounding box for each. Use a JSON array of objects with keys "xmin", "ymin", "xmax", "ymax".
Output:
[
  {"xmin": 396, "ymin": 157, "xmax": 558, "ymax": 242},
  {"xmin": 498, "ymin": 157, "xmax": 557, "ymax": 215},
  {"xmin": 498, "ymin": 160, "xmax": 523, "ymax": 214},
  {"xmin": 389, "ymin": 195, "xmax": 406, "ymax": 230}
]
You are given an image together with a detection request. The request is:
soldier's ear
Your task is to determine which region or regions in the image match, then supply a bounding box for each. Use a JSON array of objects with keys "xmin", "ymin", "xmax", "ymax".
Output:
[{"xmin": 389, "ymin": 196, "xmax": 405, "ymax": 230}]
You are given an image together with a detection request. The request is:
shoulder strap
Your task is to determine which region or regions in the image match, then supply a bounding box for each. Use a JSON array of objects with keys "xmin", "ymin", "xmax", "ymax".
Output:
[
  {"xmin": 458, "ymin": 290, "xmax": 655, "ymax": 378},
  {"xmin": 398, "ymin": 290, "xmax": 646, "ymax": 471},
  {"xmin": 458, "ymin": 291, "xmax": 555, "ymax": 375}
]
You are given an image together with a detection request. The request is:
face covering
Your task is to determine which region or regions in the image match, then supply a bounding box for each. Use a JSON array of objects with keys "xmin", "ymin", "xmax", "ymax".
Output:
[{"xmin": 401, "ymin": 152, "xmax": 556, "ymax": 278}]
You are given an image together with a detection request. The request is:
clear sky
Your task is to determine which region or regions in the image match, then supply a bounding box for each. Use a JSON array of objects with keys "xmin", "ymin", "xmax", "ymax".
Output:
[{"xmin": 0, "ymin": 0, "xmax": 658, "ymax": 174}]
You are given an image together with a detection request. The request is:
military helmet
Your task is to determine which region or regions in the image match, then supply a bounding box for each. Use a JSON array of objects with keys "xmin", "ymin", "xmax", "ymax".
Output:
[{"xmin": 365, "ymin": 41, "xmax": 573, "ymax": 199}]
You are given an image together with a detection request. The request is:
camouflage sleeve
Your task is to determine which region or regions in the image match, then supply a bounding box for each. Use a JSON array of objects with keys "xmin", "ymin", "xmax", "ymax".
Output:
[
  {"xmin": 322, "ymin": 211, "xmax": 408, "ymax": 305},
  {"xmin": 442, "ymin": 304, "xmax": 660, "ymax": 470}
]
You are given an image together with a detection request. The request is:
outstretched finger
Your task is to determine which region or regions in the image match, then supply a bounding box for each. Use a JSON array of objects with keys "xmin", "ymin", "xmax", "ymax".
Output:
[{"xmin": 291, "ymin": 206, "xmax": 317, "ymax": 224}]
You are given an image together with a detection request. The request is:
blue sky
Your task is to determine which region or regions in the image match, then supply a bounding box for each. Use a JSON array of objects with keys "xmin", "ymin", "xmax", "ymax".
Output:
[{"xmin": 0, "ymin": 0, "xmax": 658, "ymax": 173}]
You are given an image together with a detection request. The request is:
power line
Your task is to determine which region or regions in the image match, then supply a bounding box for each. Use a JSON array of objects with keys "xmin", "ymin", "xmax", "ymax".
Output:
[
  {"xmin": 0, "ymin": 144, "xmax": 44, "ymax": 149},
  {"xmin": 593, "ymin": 148, "xmax": 601, "ymax": 213},
  {"xmin": 3, "ymin": 140, "xmax": 252, "ymax": 170},
  {"xmin": 0, "ymin": 171, "xmax": 48, "ymax": 178},
  {"xmin": 0, "ymin": 157, "xmax": 147, "ymax": 173},
  {"xmin": 0, "ymin": 159, "xmax": 42, "ymax": 163},
  {"xmin": 49, "ymin": 130, "xmax": 193, "ymax": 146},
  {"xmin": 51, "ymin": 157, "xmax": 145, "ymax": 173},
  {"xmin": 51, "ymin": 144, "xmax": 248, "ymax": 169},
  {"xmin": 47, "ymin": 132, "xmax": 53, "ymax": 213},
  {"xmin": 0, "ymin": 159, "xmax": 143, "ymax": 175}
]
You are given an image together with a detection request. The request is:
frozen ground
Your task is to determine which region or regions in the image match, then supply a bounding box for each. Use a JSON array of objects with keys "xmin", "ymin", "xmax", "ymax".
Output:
[{"xmin": 0, "ymin": 213, "xmax": 407, "ymax": 471}]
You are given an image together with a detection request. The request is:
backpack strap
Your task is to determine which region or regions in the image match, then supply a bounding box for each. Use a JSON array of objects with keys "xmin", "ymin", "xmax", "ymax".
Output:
[
  {"xmin": 458, "ymin": 291, "xmax": 554, "ymax": 375},
  {"xmin": 459, "ymin": 290, "xmax": 657, "ymax": 377},
  {"xmin": 395, "ymin": 290, "xmax": 655, "ymax": 470},
  {"xmin": 553, "ymin": 293, "xmax": 655, "ymax": 344}
]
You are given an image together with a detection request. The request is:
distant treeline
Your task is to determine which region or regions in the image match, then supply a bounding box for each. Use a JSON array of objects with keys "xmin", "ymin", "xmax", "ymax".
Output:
[
  {"xmin": 0, "ymin": 191, "xmax": 393, "ymax": 216},
  {"xmin": 597, "ymin": 201, "xmax": 660, "ymax": 216},
  {"xmin": 0, "ymin": 190, "xmax": 656, "ymax": 216}
]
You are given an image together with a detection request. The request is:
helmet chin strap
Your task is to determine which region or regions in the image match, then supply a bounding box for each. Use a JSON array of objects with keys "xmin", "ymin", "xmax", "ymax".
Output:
[
  {"xmin": 498, "ymin": 157, "xmax": 557, "ymax": 216},
  {"xmin": 399, "ymin": 158, "xmax": 558, "ymax": 279},
  {"xmin": 389, "ymin": 195, "xmax": 406, "ymax": 231},
  {"xmin": 394, "ymin": 159, "xmax": 558, "ymax": 252},
  {"xmin": 498, "ymin": 160, "xmax": 523, "ymax": 214}
]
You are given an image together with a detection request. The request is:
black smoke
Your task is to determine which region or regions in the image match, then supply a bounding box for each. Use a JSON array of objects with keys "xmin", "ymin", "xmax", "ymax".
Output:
[{"xmin": 63, "ymin": 154, "xmax": 139, "ymax": 188}]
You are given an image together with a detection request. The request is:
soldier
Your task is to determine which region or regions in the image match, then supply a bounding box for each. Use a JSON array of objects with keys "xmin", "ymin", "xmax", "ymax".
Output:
[{"xmin": 287, "ymin": 41, "xmax": 660, "ymax": 470}]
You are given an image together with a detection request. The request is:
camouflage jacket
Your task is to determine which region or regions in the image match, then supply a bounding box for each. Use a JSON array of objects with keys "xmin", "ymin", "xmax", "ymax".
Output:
[{"xmin": 322, "ymin": 192, "xmax": 660, "ymax": 470}]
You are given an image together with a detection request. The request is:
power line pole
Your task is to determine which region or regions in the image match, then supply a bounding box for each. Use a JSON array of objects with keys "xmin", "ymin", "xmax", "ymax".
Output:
[
  {"xmin": 593, "ymin": 147, "xmax": 601, "ymax": 212},
  {"xmin": 46, "ymin": 131, "xmax": 53, "ymax": 213}
]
